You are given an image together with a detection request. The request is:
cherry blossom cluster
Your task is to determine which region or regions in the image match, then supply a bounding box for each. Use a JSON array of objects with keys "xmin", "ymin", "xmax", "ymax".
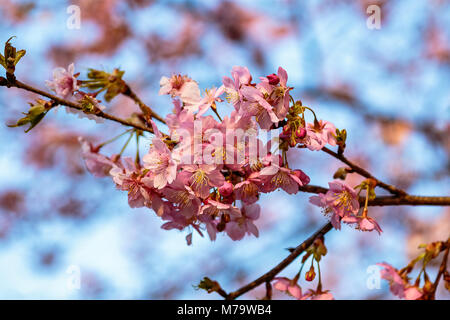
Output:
[{"xmin": 41, "ymin": 62, "xmax": 384, "ymax": 244}]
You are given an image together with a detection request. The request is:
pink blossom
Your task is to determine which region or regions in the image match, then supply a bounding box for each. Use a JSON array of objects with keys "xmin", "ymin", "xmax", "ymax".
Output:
[
  {"xmin": 109, "ymin": 158, "xmax": 164, "ymax": 214},
  {"xmin": 188, "ymin": 86, "xmax": 225, "ymax": 116},
  {"xmin": 46, "ymin": 63, "xmax": 79, "ymax": 99},
  {"xmin": 179, "ymin": 164, "xmax": 225, "ymax": 199},
  {"xmin": 234, "ymin": 173, "xmax": 261, "ymax": 204},
  {"xmin": 225, "ymin": 204, "xmax": 260, "ymax": 241},
  {"xmin": 259, "ymin": 158, "xmax": 306, "ymax": 194},
  {"xmin": 240, "ymin": 85, "xmax": 279, "ymax": 130},
  {"xmin": 79, "ymin": 137, "xmax": 115, "ymax": 177},
  {"xmin": 200, "ymin": 200, "xmax": 241, "ymax": 218},
  {"xmin": 358, "ymin": 216, "xmax": 382, "ymax": 234},
  {"xmin": 162, "ymin": 179, "xmax": 201, "ymax": 218},
  {"xmin": 272, "ymin": 277, "xmax": 302, "ymax": 299},
  {"xmin": 376, "ymin": 263, "xmax": 422, "ymax": 300},
  {"xmin": 301, "ymin": 289, "xmax": 334, "ymax": 300},
  {"xmin": 218, "ymin": 181, "xmax": 234, "ymax": 197},
  {"xmin": 159, "ymin": 74, "xmax": 201, "ymax": 106},
  {"xmin": 304, "ymin": 120, "xmax": 337, "ymax": 151},
  {"xmin": 143, "ymin": 127, "xmax": 178, "ymax": 189},
  {"xmin": 222, "ymin": 66, "xmax": 252, "ymax": 110},
  {"xmin": 309, "ymin": 180, "xmax": 359, "ymax": 229}
]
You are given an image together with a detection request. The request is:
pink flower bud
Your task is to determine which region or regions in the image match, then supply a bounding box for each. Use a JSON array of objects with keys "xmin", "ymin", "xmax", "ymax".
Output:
[
  {"xmin": 219, "ymin": 181, "xmax": 234, "ymax": 197},
  {"xmin": 293, "ymin": 169, "xmax": 310, "ymax": 185},
  {"xmin": 266, "ymin": 73, "xmax": 280, "ymax": 85},
  {"xmin": 295, "ymin": 127, "xmax": 307, "ymax": 139}
]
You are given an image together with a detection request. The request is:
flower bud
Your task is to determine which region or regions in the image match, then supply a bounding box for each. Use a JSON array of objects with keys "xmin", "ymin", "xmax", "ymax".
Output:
[
  {"xmin": 305, "ymin": 266, "xmax": 316, "ymax": 281},
  {"xmin": 295, "ymin": 127, "xmax": 307, "ymax": 139},
  {"xmin": 219, "ymin": 181, "xmax": 234, "ymax": 197},
  {"xmin": 266, "ymin": 73, "xmax": 280, "ymax": 85},
  {"xmin": 293, "ymin": 169, "xmax": 310, "ymax": 185}
]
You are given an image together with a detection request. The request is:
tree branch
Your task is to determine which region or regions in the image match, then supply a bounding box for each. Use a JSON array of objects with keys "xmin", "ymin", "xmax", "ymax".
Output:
[
  {"xmin": 122, "ymin": 83, "xmax": 166, "ymax": 124},
  {"xmin": 1, "ymin": 77, "xmax": 155, "ymax": 134},
  {"xmin": 321, "ymin": 146, "xmax": 407, "ymax": 196}
]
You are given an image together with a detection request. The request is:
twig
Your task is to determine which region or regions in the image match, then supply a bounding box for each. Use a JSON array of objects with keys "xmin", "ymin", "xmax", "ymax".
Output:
[
  {"xmin": 1, "ymin": 77, "xmax": 155, "ymax": 134},
  {"xmin": 122, "ymin": 83, "xmax": 166, "ymax": 124},
  {"xmin": 321, "ymin": 146, "xmax": 407, "ymax": 196},
  {"xmin": 430, "ymin": 239, "xmax": 450, "ymax": 299},
  {"xmin": 225, "ymin": 223, "xmax": 333, "ymax": 300}
]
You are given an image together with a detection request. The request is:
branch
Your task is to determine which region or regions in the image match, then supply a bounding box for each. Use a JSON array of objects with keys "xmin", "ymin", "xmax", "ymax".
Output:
[
  {"xmin": 430, "ymin": 239, "xmax": 450, "ymax": 299},
  {"xmin": 1, "ymin": 77, "xmax": 155, "ymax": 134},
  {"xmin": 122, "ymin": 83, "xmax": 166, "ymax": 124},
  {"xmin": 299, "ymin": 185, "xmax": 450, "ymax": 206},
  {"xmin": 321, "ymin": 146, "xmax": 407, "ymax": 196},
  {"xmin": 218, "ymin": 193, "xmax": 450, "ymax": 300},
  {"xmin": 224, "ymin": 222, "xmax": 333, "ymax": 300}
]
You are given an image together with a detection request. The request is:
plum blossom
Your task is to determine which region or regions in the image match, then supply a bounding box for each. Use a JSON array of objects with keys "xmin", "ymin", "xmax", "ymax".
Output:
[
  {"xmin": 272, "ymin": 277, "xmax": 302, "ymax": 299},
  {"xmin": 46, "ymin": 63, "xmax": 79, "ymax": 99},
  {"xmin": 225, "ymin": 204, "xmax": 260, "ymax": 241}
]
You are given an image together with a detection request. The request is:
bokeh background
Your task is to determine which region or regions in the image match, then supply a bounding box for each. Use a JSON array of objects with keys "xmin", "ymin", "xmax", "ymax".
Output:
[{"xmin": 0, "ymin": 0, "xmax": 449, "ymax": 299}]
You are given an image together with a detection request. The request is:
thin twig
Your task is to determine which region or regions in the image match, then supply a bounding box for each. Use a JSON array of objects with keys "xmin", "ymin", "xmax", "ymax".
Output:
[
  {"xmin": 1, "ymin": 77, "xmax": 155, "ymax": 134},
  {"xmin": 122, "ymin": 83, "xmax": 166, "ymax": 124},
  {"xmin": 321, "ymin": 146, "xmax": 407, "ymax": 196}
]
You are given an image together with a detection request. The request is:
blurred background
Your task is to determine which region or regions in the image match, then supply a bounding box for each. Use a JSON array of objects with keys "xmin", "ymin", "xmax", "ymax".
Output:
[{"xmin": 0, "ymin": 0, "xmax": 448, "ymax": 299}]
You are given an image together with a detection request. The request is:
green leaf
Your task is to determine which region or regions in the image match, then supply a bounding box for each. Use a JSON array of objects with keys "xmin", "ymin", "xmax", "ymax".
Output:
[
  {"xmin": 14, "ymin": 49, "xmax": 26, "ymax": 65},
  {"xmin": 7, "ymin": 102, "xmax": 48, "ymax": 133},
  {"xmin": 0, "ymin": 54, "xmax": 5, "ymax": 69}
]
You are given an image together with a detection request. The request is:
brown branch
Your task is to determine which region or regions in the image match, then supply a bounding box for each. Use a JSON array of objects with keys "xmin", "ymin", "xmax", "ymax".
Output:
[
  {"xmin": 223, "ymin": 222, "xmax": 333, "ymax": 300},
  {"xmin": 219, "ymin": 194, "xmax": 450, "ymax": 300},
  {"xmin": 122, "ymin": 83, "xmax": 166, "ymax": 124},
  {"xmin": 299, "ymin": 184, "xmax": 450, "ymax": 206},
  {"xmin": 321, "ymin": 146, "xmax": 407, "ymax": 196},
  {"xmin": 430, "ymin": 239, "xmax": 450, "ymax": 299},
  {"xmin": 1, "ymin": 77, "xmax": 155, "ymax": 134}
]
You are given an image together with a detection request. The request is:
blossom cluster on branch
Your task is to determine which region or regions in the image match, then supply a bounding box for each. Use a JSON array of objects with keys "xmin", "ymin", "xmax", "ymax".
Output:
[{"xmin": 1, "ymin": 38, "xmax": 449, "ymax": 300}]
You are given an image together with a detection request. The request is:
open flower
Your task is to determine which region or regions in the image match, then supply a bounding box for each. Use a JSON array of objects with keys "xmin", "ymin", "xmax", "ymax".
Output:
[
  {"xmin": 225, "ymin": 204, "xmax": 260, "ymax": 241},
  {"xmin": 79, "ymin": 137, "xmax": 116, "ymax": 177},
  {"xmin": 188, "ymin": 86, "xmax": 225, "ymax": 116},
  {"xmin": 143, "ymin": 137, "xmax": 177, "ymax": 189},
  {"xmin": 46, "ymin": 63, "xmax": 79, "ymax": 99},
  {"xmin": 309, "ymin": 180, "xmax": 359, "ymax": 229},
  {"xmin": 259, "ymin": 158, "xmax": 306, "ymax": 194},
  {"xmin": 304, "ymin": 120, "xmax": 337, "ymax": 151},
  {"xmin": 179, "ymin": 164, "xmax": 225, "ymax": 199}
]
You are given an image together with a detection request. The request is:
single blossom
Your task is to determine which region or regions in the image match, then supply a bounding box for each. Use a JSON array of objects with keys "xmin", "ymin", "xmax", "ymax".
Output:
[
  {"xmin": 304, "ymin": 120, "xmax": 337, "ymax": 151},
  {"xmin": 188, "ymin": 86, "xmax": 225, "ymax": 116},
  {"xmin": 179, "ymin": 164, "xmax": 225, "ymax": 199},
  {"xmin": 143, "ymin": 128, "xmax": 178, "ymax": 189},
  {"xmin": 46, "ymin": 63, "xmax": 79, "ymax": 99},
  {"xmin": 225, "ymin": 204, "xmax": 260, "ymax": 241},
  {"xmin": 159, "ymin": 74, "xmax": 201, "ymax": 108},
  {"xmin": 309, "ymin": 180, "xmax": 359, "ymax": 229},
  {"xmin": 79, "ymin": 137, "xmax": 115, "ymax": 177},
  {"xmin": 259, "ymin": 158, "xmax": 306, "ymax": 194}
]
